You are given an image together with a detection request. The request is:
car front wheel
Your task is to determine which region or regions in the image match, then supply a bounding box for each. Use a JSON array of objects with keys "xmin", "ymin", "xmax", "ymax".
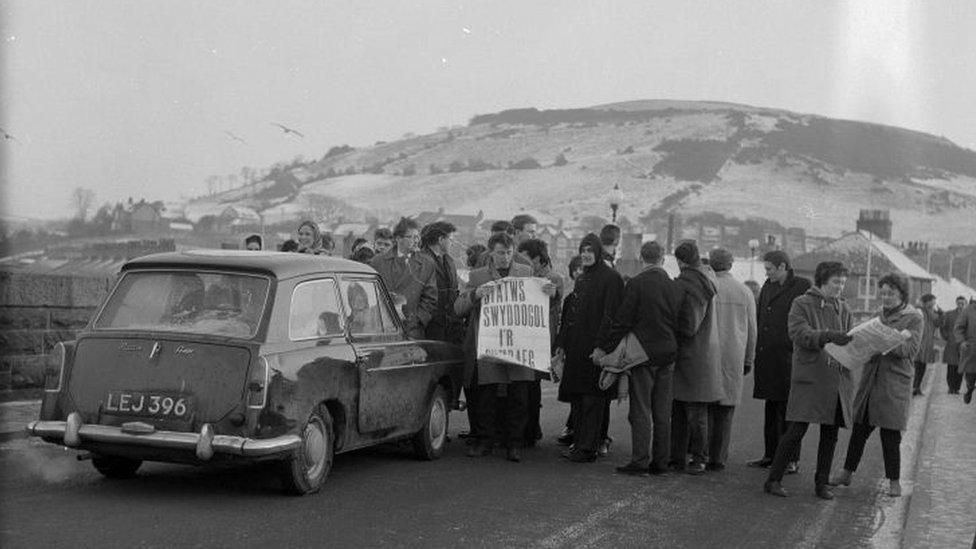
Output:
[
  {"xmin": 412, "ymin": 386, "xmax": 449, "ymax": 460},
  {"xmin": 280, "ymin": 406, "xmax": 334, "ymax": 496},
  {"xmin": 92, "ymin": 455, "xmax": 142, "ymax": 478}
]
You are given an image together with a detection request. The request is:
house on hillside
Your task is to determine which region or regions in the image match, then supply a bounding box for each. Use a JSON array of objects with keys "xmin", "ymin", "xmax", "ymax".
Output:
[
  {"xmin": 131, "ymin": 201, "xmax": 167, "ymax": 234},
  {"xmin": 414, "ymin": 209, "xmax": 486, "ymax": 250},
  {"xmin": 219, "ymin": 206, "xmax": 262, "ymax": 232},
  {"xmin": 792, "ymin": 231, "xmax": 935, "ymax": 317}
]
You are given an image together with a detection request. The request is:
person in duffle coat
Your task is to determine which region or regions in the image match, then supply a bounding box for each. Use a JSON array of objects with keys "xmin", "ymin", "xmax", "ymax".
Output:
[
  {"xmin": 830, "ymin": 273, "xmax": 923, "ymax": 498},
  {"xmin": 706, "ymin": 249, "xmax": 757, "ymax": 471},
  {"xmin": 955, "ymin": 298, "xmax": 976, "ymax": 404},
  {"xmin": 912, "ymin": 294, "xmax": 942, "ymax": 396},
  {"xmin": 748, "ymin": 250, "xmax": 811, "ymax": 473},
  {"xmin": 764, "ymin": 261, "xmax": 854, "ymax": 500},
  {"xmin": 940, "ymin": 296, "xmax": 968, "ymax": 394},
  {"xmin": 557, "ymin": 233, "xmax": 624, "ymax": 463},
  {"xmin": 670, "ymin": 241, "xmax": 724, "ymax": 475}
]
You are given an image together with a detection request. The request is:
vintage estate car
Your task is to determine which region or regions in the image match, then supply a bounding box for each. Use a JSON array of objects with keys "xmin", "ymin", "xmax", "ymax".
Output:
[{"xmin": 27, "ymin": 250, "xmax": 465, "ymax": 494}]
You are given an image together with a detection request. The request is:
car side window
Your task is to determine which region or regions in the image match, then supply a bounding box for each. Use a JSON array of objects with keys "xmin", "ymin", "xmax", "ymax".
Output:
[
  {"xmin": 339, "ymin": 278, "xmax": 400, "ymax": 336},
  {"xmin": 290, "ymin": 279, "xmax": 344, "ymax": 340}
]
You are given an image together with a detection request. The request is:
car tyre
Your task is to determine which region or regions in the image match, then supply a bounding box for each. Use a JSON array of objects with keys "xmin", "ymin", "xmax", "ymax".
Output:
[
  {"xmin": 280, "ymin": 406, "xmax": 334, "ymax": 496},
  {"xmin": 92, "ymin": 454, "xmax": 142, "ymax": 478},
  {"xmin": 412, "ymin": 385, "xmax": 449, "ymax": 460}
]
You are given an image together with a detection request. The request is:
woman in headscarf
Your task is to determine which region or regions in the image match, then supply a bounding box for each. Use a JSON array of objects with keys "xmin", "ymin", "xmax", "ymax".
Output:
[
  {"xmin": 764, "ymin": 261, "xmax": 855, "ymax": 500},
  {"xmin": 830, "ymin": 273, "xmax": 922, "ymax": 497},
  {"xmin": 296, "ymin": 220, "xmax": 326, "ymax": 255},
  {"xmin": 556, "ymin": 234, "xmax": 624, "ymax": 462}
]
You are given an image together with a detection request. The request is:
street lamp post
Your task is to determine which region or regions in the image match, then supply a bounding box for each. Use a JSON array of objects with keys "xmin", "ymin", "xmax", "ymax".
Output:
[
  {"xmin": 748, "ymin": 238, "xmax": 760, "ymax": 281},
  {"xmin": 608, "ymin": 183, "xmax": 624, "ymax": 224}
]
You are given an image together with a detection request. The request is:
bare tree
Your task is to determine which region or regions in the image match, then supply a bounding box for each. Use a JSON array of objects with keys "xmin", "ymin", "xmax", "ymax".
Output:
[{"xmin": 70, "ymin": 187, "xmax": 95, "ymax": 221}]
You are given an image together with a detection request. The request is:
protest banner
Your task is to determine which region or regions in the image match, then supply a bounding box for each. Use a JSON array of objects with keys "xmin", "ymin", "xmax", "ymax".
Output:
[{"xmin": 476, "ymin": 277, "xmax": 551, "ymax": 373}]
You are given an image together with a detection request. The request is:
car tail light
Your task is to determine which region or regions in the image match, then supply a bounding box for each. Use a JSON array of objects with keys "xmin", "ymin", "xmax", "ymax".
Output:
[
  {"xmin": 247, "ymin": 355, "xmax": 274, "ymax": 409},
  {"xmin": 45, "ymin": 342, "xmax": 66, "ymax": 392}
]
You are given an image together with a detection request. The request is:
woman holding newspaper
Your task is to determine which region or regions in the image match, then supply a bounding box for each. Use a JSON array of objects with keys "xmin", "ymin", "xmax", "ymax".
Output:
[
  {"xmin": 830, "ymin": 274, "xmax": 923, "ymax": 497},
  {"xmin": 764, "ymin": 261, "xmax": 854, "ymax": 500}
]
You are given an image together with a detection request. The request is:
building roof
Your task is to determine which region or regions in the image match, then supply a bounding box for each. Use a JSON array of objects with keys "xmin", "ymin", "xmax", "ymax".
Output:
[
  {"xmin": 793, "ymin": 231, "xmax": 935, "ymax": 281},
  {"xmin": 123, "ymin": 249, "xmax": 375, "ymax": 280}
]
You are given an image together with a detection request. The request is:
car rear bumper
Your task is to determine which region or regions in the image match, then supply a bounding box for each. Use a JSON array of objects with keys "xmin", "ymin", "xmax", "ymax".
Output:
[{"xmin": 26, "ymin": 412, "xmax": 301, "ymax": 461}]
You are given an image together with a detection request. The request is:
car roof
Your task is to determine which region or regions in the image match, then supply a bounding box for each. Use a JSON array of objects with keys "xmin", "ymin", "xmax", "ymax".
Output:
[{"xmin": 122, "ymin": 249, "xmax": 377, "ymax": 280}]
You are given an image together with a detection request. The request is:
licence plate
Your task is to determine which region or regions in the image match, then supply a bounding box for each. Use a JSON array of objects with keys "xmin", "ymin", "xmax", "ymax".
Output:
[{"xmin": 105, "ymin": 391, "xmax": 191, "ymax": 418}]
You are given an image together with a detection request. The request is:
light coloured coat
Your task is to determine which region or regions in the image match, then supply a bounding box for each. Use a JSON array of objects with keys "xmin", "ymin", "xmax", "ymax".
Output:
[
  {"xmin": 786, "ymin": 287, "xmax": 854, "ymax": 427},
  {"xmin": 851, "ymin": 304, "xmax": 923, "ymax": 431},
  {"xmin": 455, "ymin": 260, "xmax": 535, "ymax": 386},
  {"xmin": 713, "ymin": 271, "xmax": 757, "ymax": 406}
]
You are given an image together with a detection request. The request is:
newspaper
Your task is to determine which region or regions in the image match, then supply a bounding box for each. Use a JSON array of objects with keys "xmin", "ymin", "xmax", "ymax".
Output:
[
  {"xmin": 476, "ymin": 277, "xmax": 551, "ymax": 373},
  {"xmin": 824, "ymin": 317, "xmax": 911, "ymax": 372}
]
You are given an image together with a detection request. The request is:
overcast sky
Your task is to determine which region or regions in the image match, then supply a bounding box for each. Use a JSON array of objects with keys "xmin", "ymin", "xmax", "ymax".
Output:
[{"xmin": 1, "ymin": 0, "xmax": 974, "ymax": 220}]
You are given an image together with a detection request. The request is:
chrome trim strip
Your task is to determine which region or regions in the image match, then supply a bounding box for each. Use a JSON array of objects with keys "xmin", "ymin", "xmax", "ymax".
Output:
[
  {"xmin": 26, "ymin": 420, "xmax": 301, "ymax": 458},
  {"xmin": 367, "ymin": 359, "xmax": 459, "ymax": 372}
]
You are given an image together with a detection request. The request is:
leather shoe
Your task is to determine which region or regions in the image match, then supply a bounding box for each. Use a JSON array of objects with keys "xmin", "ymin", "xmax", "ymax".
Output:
[
  {"xmin": 506, "ymin": 447, "xmax": 522, "ymax": 463},
  {"xmin": 556, "ymin": 428, "xmax": 574, "ymax": 446},
  {"xmin": 649, "ymin": 465, "xmax": 669, "ymax": 475},
  {"xmin": 686, "ymin": 461, "xmax": 706, "ymax": 475},
  {"xmin": 597, "ymin": 438, "xmax": 612, "ymax": 457},
  {"xmin": 964, "ymin": 388, "xmax": 974, "ymax": 404},
  {"xmin": 888, "ymin": 480, "xmax": 902, "ymax": 497},
  {"xmin": 706, "ymin": 462, "xmax": 725, "ymax": 472},
  {"xmin": 785, "ymin": 461, "xmax": 800, "ymax": 475},
  {"xmin": 815, "ymin": 484, "xmax": 835, "ymax": 500},
  {"xmin": 561, "ymin": 449, "xmax": 596, "ymax": 463},
  {"xmin": 764, "ymin": 480, "xmax": 787, "ymax": 497},
  {"xmin": 615, "ymin": 463, "xmax": 650, "ymax": 477},
  {"xmin": 747, "ymin": 457, "xmax": 773, "ymax": 468}
]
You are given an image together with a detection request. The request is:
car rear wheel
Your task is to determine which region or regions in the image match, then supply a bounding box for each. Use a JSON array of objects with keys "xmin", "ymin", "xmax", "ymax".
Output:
[
  {"xmin": 280, "ymin": 406, "xmax": 334, "ymax": 496},
  {"xmin": 412, "ymin": 386, "xmax": 449, "ymax": 460},
  {"xmin": 92, "ymin": 455, "xmax": 142, "ymax": 478}
]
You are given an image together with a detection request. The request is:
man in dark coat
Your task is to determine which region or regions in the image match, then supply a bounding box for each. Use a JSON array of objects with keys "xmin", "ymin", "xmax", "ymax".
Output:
[
  {"xmin": 594, "ymin": 241, "xmax": 680, "ymax": 475},
  {"xmin": 912, "ymin": 294, "xmax": 942, "ymax": 396},
  {"xmin": 370, "ymin": 217, "xmax": 437, "ymax": 339},
  {"xmin": 420, "ymin": 221, "xmax": 463, "ymax": 344},
  {"xmin": 670, "ymin": 241, "xmax": 723, "ymax": 475},
  {"xmin": 556, "ymin": 233, "xmax": 624, "ymax": 462},
  {"xmin": 748, "ymin": 250, "xmax": 811, "ymax": 472},
  {"xmin": 941, "ymin": 296, "xmax": 968, "ymax": 394}
]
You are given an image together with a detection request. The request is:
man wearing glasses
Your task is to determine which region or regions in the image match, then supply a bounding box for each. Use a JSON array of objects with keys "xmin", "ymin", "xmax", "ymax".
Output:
[{"xmin": 371, "ymin": 217, "xmax": 437, "ymax": 339}]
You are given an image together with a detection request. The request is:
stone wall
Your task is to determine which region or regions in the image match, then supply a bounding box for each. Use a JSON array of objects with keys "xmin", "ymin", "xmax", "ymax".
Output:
[{"xmin": 0, "ymin": 272, "xmax": 114, "ymax": 391}]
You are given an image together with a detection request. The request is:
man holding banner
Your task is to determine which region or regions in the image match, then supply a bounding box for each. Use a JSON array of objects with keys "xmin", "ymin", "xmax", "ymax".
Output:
[{"xmin": 455, "ymin": 232, "xmax": 555, "ymax": 463}]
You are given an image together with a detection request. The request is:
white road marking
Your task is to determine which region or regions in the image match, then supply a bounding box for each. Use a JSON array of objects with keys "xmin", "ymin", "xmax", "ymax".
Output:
[{"xmin": 537, "ymin": 493, "xmax": 642, "ymax": 548}]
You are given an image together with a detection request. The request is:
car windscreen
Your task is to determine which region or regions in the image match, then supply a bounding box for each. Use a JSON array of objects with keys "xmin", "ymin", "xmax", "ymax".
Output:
[{"xmin": 94, "ymin": 270, "xmax": 270, "ymax": 339}]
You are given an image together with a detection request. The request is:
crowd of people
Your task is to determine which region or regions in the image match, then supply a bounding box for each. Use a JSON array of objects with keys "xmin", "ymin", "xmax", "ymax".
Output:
[{"xmin": 255, "ymin": 213, "xmax": 976, "ymax": 500}]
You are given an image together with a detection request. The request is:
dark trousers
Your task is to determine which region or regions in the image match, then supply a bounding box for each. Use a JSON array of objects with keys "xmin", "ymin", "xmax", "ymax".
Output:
[
  {"xmin": 671, "ymin": 400, "xmax": 709, "ymax": 465},
  {"xmin": 946, "ymin": 364, "xmax": 963, "ymax": 393},
  {"xmin": 763, "ymin": 400, "xmax": 800, "ymax": 461},
  {"xmin": 464, "ymin": 383, "xmax": 480, "ymax": 442},
  {"xmin": 572, "ymin": 395, "xmax": 608, "ymax": 454},
  {"xmin": 524, "ymin": 380, "xmax": 542, "ymax": 444},
  {"xmin": 475, "ymin": 382, "xmax": 529, "ymax": 448},
  {"xmin": 768, "ymin": 402, "xmax": 843, "ymax": 485},
  {"xmin": 967, "ymin": 373, "xmax": 976, "ymax": 392},
  {"xmin": 626, "ymin": 363, "xmax": 673, "ymax": 469},
  {"xmin": 843, "ymin": 423, "xmax": 902, "ymax": 480},
  {"xmin": 601, "ymin": 399, "xmax": 612, "ymax": 442},
  {"xmin": 707, "ymin": 404, "xmax": 735, "ymax": 466},
  {"xmin": 564, "ymin": 402, "xmax": 578, "ymax": 430},
  {"xmin": 913, "ymin": 361, "xmax": 928, "ymax": 391}
]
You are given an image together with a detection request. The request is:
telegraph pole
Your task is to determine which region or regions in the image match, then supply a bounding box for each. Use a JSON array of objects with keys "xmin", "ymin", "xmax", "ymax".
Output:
[{"xmin": 864, "ymin": 231, "xmax": 873, "ymax": 313}]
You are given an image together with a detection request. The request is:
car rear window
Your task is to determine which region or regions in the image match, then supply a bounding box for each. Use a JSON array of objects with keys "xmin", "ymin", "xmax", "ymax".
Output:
[{"xmin": 94, "ymin": 271, "xmax": 270, "ymax": 338}]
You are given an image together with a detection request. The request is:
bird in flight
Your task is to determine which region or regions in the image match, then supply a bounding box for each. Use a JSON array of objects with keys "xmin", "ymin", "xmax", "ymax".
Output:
[
  {"xmin": 0, "ymin": 127, "xmax": 21, "ymax": 144},
  {"xmin": 224, "ymin": 130, "xmax": 247, "ymax": 144},
  {"xmin": 272, "ymin": 122, "xmax": 305, "ymax": 138}
]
